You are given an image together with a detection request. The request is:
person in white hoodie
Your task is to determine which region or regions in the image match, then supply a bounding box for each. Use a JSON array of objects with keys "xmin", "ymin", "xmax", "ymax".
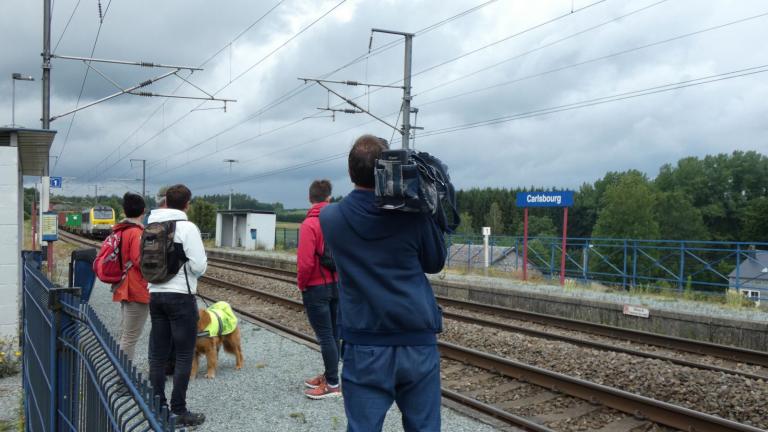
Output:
[{"xmin": 146, "ymin": 184, "xmax": 207, "ymax": 427}]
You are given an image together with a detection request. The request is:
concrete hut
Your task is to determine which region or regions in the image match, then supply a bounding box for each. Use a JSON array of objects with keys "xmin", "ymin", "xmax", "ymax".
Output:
[{"xmin": 215, "ymin": 209, "xmax": 276, "ymax": 251}]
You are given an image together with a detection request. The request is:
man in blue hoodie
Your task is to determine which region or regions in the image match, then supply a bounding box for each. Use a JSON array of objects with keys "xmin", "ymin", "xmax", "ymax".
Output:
[{"xmin": 320, "ymin": 135, "xmax": 446, "ymax": 432}]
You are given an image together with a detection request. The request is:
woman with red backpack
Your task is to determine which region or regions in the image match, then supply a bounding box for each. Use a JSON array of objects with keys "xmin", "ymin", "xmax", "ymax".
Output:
[{"xmin": 109, "ymin": 192, "xmax": 149, "ymax": 362}]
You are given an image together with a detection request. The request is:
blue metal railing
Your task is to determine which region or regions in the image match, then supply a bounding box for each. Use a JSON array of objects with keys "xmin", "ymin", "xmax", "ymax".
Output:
[
  {"xmin": 445, "ymin": 235, "xmax": 768, "ymax": 298},
  {"xmin": 268, "ymin": 228, "xmax": 766, "ymax": 298},
  {"xmin": 22, "ymin": 251, "xmax": 175, "ymax": 431}
]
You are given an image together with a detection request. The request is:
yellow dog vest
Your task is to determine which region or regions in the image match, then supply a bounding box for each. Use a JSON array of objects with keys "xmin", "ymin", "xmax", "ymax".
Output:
[{"xmin": 201, "ymin": 301, "xmax": 238, "ymax": 337}]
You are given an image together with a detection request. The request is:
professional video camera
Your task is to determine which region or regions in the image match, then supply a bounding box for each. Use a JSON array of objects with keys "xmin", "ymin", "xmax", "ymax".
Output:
[{"xmin": 374, "ymin": 148, "xmax": 460, "ymax": 233}]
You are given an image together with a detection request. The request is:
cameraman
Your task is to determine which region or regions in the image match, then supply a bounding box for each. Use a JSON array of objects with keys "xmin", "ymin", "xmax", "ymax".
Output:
[{"xmin": 320, "ymin": 134, "xmax": 446, "ymax": 431}]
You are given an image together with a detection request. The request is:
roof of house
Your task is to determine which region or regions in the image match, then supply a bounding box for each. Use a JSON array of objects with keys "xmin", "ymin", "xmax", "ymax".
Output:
[{"xmin": 729, "ymin": 250, "xmax": 768, "ymax": 281}]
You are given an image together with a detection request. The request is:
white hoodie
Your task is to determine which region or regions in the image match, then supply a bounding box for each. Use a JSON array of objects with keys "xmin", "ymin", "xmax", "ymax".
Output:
[{"xmin": 147, "ymin": 208, "xmax": 207, "ymax": 295}]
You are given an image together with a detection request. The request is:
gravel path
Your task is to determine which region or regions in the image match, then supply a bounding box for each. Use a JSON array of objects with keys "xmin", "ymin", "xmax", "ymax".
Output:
[
  {"xmin": 0, "ymin": 373, "xmax": 21, "ymax": 429},
  {"xmin": 88, "ymin": 280, "xmax": 500, "ymax": 432},
  {"xmin": 204, "ymin": 266, "xmax": 768, "ymax": 430}
]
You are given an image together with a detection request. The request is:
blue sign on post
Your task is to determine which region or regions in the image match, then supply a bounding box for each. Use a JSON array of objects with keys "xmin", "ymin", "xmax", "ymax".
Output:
[
  {"xmin": 516, "ymin": 191, "xmax": 574, "ymax": 207},
  {"xmin": 49, "ymin": 176, "xmax": 62, "ymax": 188}
]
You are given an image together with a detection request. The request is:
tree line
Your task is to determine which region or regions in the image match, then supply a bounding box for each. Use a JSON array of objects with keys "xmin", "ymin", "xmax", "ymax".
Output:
[
  {"xmin": 28, "ymin": 151, "xmax": 767, "ymax": 243},
  {"xmin": 454, "ymin": 151, "xmax": 768, "ymax": 243}
]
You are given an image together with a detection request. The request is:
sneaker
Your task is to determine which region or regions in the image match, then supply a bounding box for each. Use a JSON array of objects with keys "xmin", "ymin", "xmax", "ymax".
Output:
[
  {"xmin": 304, "ymin": 382, "xmax": 341, "ymax": 400},
  {"xmin": 304, "ymin": 374, "xmax": 325, "ymax": 389},
  {"xmin": 174, "ymin": 411, "xmax": 206, "ymax": 427}
]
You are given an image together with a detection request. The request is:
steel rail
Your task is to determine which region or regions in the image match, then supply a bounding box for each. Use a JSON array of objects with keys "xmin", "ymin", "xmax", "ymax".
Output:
[
  {"xmin": 199, "ymin": 275, "xmax": 763, "ymax": 432},
  {"xmin": 441, "ymin": 310, "xmax": 767, "ymax": 381},
  {"xmin": 60, "ymin": 247, "xmax": 768, "ymax": 373},
  {"xmin": 202, "ymin": 266, "xmax": 767, "ymax": 380},
  {"xmin": 194, "ymin": 290, "xmax": 550, "ymax": 432},
  {"xmin": 205, "ymin": 255, "xmax": 768, "ymax": 369},
  {"xmin": 435, "ymin": 295, "xmax": 768, "ymax": 368}
]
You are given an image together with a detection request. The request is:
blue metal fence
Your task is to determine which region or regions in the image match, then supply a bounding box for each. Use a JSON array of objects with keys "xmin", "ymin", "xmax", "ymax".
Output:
[
  {"xmin": 445, "ymin": 235, "xmax": 768, "ymax": 298},
  {"xmin": 272, "ymin": 228, "xmax": 766, "ymax": 298},
  {"xmin": 22, "ymin": 251, "xmax": 175, "ymax": 431}
]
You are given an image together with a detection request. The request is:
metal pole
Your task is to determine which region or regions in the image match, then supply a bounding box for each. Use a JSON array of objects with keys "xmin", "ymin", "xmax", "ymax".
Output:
[
  {"xmin": 223, "ymin": 159, "xmax": 237, "ymax": 210},
  {"xmin": 523, "ymin": 208, "xmax": 529, "ymax": 281},
  {"xmin": 560, "ymin": 207, "xmax": 568, "ymax": 286},
  {"xmin": 31, "ymin": 198, "xmax": 37, "ymax": 250},
  {"xmin": 483, "ymin": 231, "xmax": 489, "ymax": 276},
  {"xmin": 42, "ymin": 0, "xmax": 51, "ymax": 129},
  {"xmin": 401, "ymin": 34, "xmax": 413, "ymax": 150},
  {"xmin": 42, "ymin": 0, "xmax": 53, "ymax": 280},
  {"xmin": 142, "ymin": 160, "xmax": 146, "ymax": 197},
  {"xmin": 11, "ymin": 79, "xmax": 15, "ymax": 127}
]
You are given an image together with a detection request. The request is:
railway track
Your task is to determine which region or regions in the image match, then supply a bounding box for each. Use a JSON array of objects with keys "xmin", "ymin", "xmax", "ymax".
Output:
[
  {"xmin": 198, "ymin": 274, "xmax": 764, "ymax": 432},
  {"xmin": 59, "ymin": 234, "xmax": 768, "ymax": 430},
  {"xmin": 60, "ymin": 234, "xmax": 767, "ymax": 377},
  {"xmin": 206, "ymin": 256, "xmax": 768, "ymax": 378}
]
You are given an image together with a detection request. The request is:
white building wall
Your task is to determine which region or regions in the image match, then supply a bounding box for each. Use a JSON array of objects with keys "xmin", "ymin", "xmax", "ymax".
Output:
[
  {"xmin": 0, "ymin": 147, "xmax": 19, "ymax": 338},
  {"xmin": 215, "ymin": 213, "xmax": 222, "ymax": 247},
  {"xmin": 246, "ymin": 213, "xmax": 276, "ymax": 250}
]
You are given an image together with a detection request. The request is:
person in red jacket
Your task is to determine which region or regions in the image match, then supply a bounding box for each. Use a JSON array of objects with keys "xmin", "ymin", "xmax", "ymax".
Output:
[
  {"xmin": 112, "ymin": 192, "xmax": 149, "ymax": 362},
  {"xmin": 298, "ymin": 179, "xmax": 340, "ymax": 399}
]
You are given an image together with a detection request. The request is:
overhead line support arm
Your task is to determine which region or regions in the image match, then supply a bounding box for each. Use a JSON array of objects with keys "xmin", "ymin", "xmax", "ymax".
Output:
[{"xmin": 303, "ymin": 79, "xmax": 400, "ymax": 132}]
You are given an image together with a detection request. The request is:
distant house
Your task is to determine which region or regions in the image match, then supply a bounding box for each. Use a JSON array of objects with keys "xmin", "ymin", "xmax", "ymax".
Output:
[{"xmin": 729, "ymin": 250, "xmax": 768, "ymax": 303}]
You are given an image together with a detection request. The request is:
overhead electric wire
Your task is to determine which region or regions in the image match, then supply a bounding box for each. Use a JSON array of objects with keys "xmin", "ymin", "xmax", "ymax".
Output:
[
  {"xmin": 142, "ymin": 0, "xmax": 506, "ymax": 183},
  {"xmin": 415, "ymin": 64, "xmax": 768, "ymax": 138},
  {"xmin": 147, "ymin": 0, "xmax": 618, "ymax": 184},
  {"xmin": 52, "ymin": 0, "xmax": 114, "ymax": 174},
  {"xmin": 414, "ymin": 10, "xmax": 768, "ymax": 107},
  {"xmin": 53, "ymin": 0, "xmax": 82, "ymax": 53},
  {"xmin": 85, "ymin": 0, "xmax": 347, "ymax": 184},
  {"xmin": 193, "ymin": 63, "xmax": 768, "ymax": 189},
  {"xmin": 81, "ymin": 0, "xmax": 288, "ymax": 182},
  {"xmin": 247, "ymin": 0, "xmax": 638, "ymax": 133},
  {"xmin": 141, "ymin": 0, "xmax": 502, "ymax": 177}
]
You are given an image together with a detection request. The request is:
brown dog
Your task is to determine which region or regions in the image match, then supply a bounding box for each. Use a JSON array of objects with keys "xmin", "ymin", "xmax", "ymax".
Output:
[{"xmin": 191, "ymin": 302, "xmax": 244, "ymax": 379}]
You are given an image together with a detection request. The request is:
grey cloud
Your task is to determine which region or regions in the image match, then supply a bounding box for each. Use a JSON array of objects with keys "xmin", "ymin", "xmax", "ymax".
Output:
[{"xmin": 4, "ymin": 0, "xmax": 768, "ymax": 208}]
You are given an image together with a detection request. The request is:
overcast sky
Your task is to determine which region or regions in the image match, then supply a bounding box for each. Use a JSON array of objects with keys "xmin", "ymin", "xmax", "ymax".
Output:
[{"xmin": 3, "ymin": 0, "xmax": 767, "ymax": 208}]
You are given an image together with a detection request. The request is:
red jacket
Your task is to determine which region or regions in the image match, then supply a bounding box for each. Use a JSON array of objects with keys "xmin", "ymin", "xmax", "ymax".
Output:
[
  {"xmin": 297, "ymin": 202, "xmax": 338, "ymax": 291},
  {"xmin": 111, "ymin": 222, "xmax": 150, "ymax": 304}
]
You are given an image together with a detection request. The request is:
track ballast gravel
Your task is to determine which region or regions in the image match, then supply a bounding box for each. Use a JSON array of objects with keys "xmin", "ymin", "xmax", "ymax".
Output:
[{"xmin": 205, "ymin": 265, "xmax": 768, "ymax": 429}]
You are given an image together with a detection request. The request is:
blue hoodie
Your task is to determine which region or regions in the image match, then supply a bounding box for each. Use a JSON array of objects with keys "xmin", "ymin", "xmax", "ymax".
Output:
[{"xmin": 319, "ymin": 189, "xmax": 446, "ymax": 346}]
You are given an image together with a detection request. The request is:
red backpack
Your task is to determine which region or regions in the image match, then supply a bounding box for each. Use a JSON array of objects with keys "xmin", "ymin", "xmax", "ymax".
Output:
[{"xmin": 93, "ymin": 224, "xmax": 137, "ymax": 284}]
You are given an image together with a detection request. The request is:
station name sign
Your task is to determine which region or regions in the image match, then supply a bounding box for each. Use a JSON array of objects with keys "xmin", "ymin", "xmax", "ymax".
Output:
[{"xmin": 516, "ymin": 191, "xmax": 574, "ymax": 208}]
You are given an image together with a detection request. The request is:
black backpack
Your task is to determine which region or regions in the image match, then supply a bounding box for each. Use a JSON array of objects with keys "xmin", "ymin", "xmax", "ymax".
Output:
[
  {"xmin": 140, "ymin": 220, "xmax": 190, "ymax": 291},
  {"xmin": 317, "ymin": 241, "xmax": 336, "ymax": 273},
  {"xmin": 307, "ymin": 214, "xmax": 336, "ymax": 273},
  {"xmin": 374, "ymin": 149, "xmax": 460, "ymax": 233}
]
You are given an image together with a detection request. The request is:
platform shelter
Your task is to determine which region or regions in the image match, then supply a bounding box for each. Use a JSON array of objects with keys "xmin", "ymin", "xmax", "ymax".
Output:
[
  {"xmin": 0, "ymin": 127, "xmax": 56, "ymax": 337},
  {"xmin": 215, "ymin": 209, "xmax": 276, "ymax": 251}
]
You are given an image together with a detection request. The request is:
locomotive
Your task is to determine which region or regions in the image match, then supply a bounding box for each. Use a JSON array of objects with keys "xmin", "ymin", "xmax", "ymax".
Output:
[{"xmin": 58, "ymin": 206, "xmax": 116, "ymax": 239}]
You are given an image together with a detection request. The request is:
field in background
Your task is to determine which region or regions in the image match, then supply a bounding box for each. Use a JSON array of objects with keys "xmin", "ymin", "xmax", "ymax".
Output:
[{"xmin": 277, "ymin": 221, "xmax": 301, "ymax": 229}]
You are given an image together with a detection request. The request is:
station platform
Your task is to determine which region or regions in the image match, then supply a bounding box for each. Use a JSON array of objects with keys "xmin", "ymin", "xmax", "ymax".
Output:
[
  {"xmin": 207, "ymin": 247, "xmax": 768, "ymax": 352},
  {"xmin": 88, "ymin": 281, "xmax": 500, "ymax": 431}
]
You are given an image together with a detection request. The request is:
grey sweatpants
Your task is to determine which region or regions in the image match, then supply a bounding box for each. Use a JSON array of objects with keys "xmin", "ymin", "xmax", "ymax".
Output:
[{"xmin": 119, "ymin": 301, "xmax": 149, "ymax": 362}]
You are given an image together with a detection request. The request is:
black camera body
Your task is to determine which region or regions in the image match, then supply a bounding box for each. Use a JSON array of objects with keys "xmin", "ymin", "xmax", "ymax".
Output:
[{"xmin": 374, "ymin": 149, "xmax": 460, "ymax": 233}]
